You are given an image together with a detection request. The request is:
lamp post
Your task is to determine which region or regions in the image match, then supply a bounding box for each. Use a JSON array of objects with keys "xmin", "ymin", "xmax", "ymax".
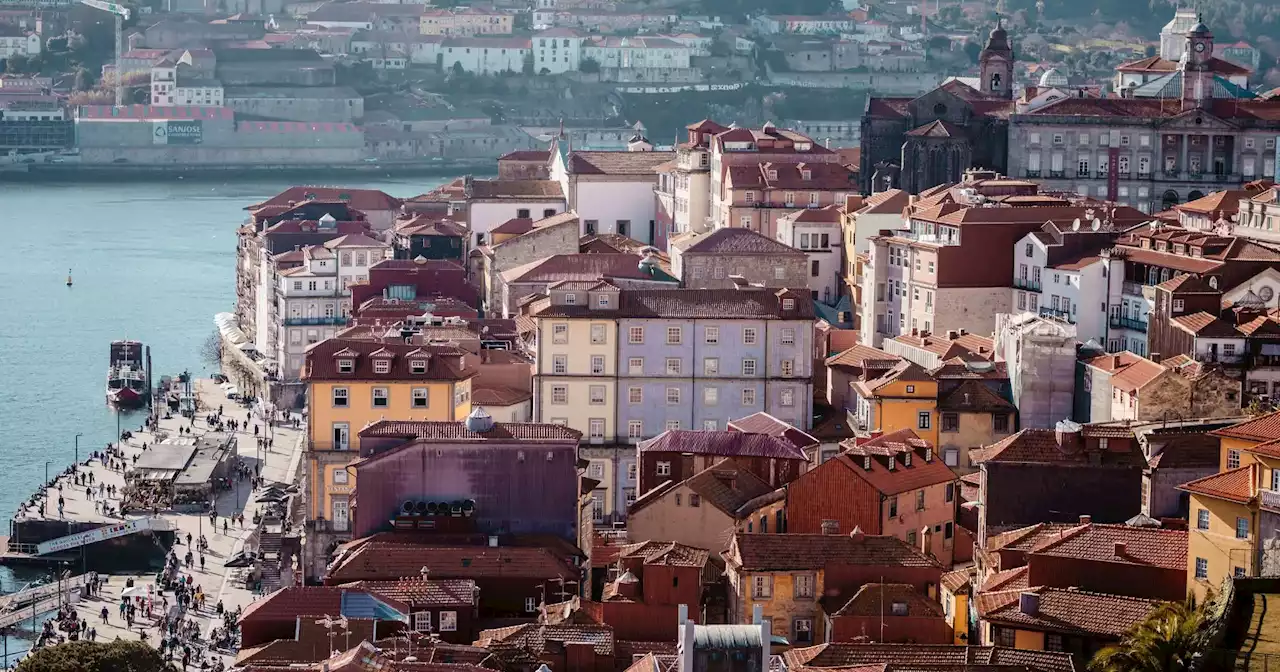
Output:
[
  {"xmin": 44, "ymin": 461, "xmax": 52, "ymax": 515},
  {"xmin": 75, "ymin": 433, "xmax": 82, "ymax": 466}
]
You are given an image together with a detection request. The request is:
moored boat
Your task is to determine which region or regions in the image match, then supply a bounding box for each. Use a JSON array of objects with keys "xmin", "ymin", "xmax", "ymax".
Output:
[{"xmin": 107, "ymin": 340, "xmax": 149, "ymax": 409}]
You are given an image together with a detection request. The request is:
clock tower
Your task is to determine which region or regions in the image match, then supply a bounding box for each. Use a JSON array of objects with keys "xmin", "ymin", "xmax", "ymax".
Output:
[{"xmin": 1180, "ymin": 18, "xmax": 1214, "ymax": 110}]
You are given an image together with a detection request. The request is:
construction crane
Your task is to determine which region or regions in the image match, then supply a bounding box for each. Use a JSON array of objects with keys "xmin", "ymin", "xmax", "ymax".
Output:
[{"xmin": 77, "ymin": 0, "xmax": 130, "ymax": 106}]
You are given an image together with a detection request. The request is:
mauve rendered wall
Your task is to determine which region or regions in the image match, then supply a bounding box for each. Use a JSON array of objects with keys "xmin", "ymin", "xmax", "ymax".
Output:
[{"xmin": 354, "ymin": 441, "xmax": 579, "ymax": 540}]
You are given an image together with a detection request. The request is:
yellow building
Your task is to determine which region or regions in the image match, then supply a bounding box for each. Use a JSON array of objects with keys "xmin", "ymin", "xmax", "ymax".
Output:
[
  {"xmin": 302, "ymin": 337, "xmax": 476, "ymax": 533},
  {"xmin": 976, "ymin": 587, "xmax": 1161, "ymax": 659},
  {"xmin": 530, "ymin": 285, "xmax": 619, "ymax": 444},
  {"xmin": 940, "ymin": 568, "xmax": 972, "ymax": 645},
  {"xmin": 420, "ymin": 7, "xmax": 513, "ymax": 36},
  {"xmin": 850, "ymin": 360, "xmax": 939, "ymax": 447},
  {"xmin": 723, "ymin": 531, "xmax": 940, "ymax": 646},
  {"xmin": 1179, "ymin": 411, "xmax": 1280, "ymax": 601},
  {"xmin": 936, "ymin": 378, "xmax": 1016, "ymax": 475}
]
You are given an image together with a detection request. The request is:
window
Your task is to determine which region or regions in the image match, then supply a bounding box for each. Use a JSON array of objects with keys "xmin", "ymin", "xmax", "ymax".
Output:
[
  {"xmin": 781, "ymin": 359, "xmax": 794, "ymax": 376},
  {"xmin": 1237, "ymin": 517, "xmax": 1249, "ymax": 539},
  {"xmin": 590, "ymin": 324, "xmax": 607, "ymax": 344},
  {"xmin": 705, "ymin": 327, "xmax": 719, "ymax": 344},
  {"xmin": 412, "ymin": 388, "xmax": 429, "ymax": 408},
  {"xmin": 589, "ymin": 385, "xmax": 606, "ymax": 405},
  {"xmin": 657, "ymin": 461, "xmax": 671, "ymax": 476},
  {"xmin": 525, "ymin": 597, "xmax": 538, "ymax": 613},
  {"xmin": 629, "ymin": 357, "xmax": 644, "ymax": 375},
  {"xmin": 780, "ymin": 388, "xmax": 795, "ymax": 407},
  {"xmin": 551, "ymin": 385, "xmax": 568, "ymax": 404},
  {"xmin": 793, "ymin": 574, "xmax": 815, "ymax": 598},
  {"xmin": 666, "ymin": 326, "xmax": 682, "ymax": 344},
  {"xmin": 628, "ymin": 326, "xmax": 644, "ymax": 344},
  {"xmin": 781, "ymin": 328, "xmax": 796, "ymax": 345},
  {"xmin": 1046, "ymin": 633, "xmax": 1064, "ymax": 652},
  {"xmin": 742, "ymin": 358, "xmax": 757, "ymax": 376},
  {"xmin": 752, "ymin": 576, "xmax": 772, "ymax": 598},
  {"xmin": 944, "ymin": 449, "xmax": 959, "ymax": 466},
  {"xmin": 337, "ymin": 359, "xmax": 354, "ymax": 374},
  {"xmin": 410, "ymin": 360, "xmax": 426, "ymax": 374},
  {"xmin": 685, "ymin": 493, "xmax": 701, "ymax": 508},
  {"xmin": 702, "ymin": 420, "xmax": 718, "ymax": 430},
  {"xmin": 597, "ymin": 294, "xmax": 610, "ymax": 308},
  {"xmin": 629, "ymin": 387, "xmax": 642, "ymax": 404},
  {"xmin": 704, "ymin": 358, "xmax": 719, "ymax": 375},
  {"xmin": 591, "ymin": 355, "xmax": 605, "ymax": 375},
  {"xmin": 1228, "ymin": 449, "xmax": 1241, "ymax": 469},
  {"xmin": 666, "ymin": 358, "xmax": 682, "ymax": 375},
  {"xmin": 907, "ymin": 531, "xmax": 917, "ymax": 546},
  {"xmin": 1195, "ymin": 557, "xmax": 1208, "ymax": 580},
  {"xmin": 552, "ymin": 323, "xmax": 568, "ymax": 344},
  {"xmin": 666, "ymin": 420, "xmax": 681, "ymax": 431},
  {"xmin": 918, "ymin": 411, "xmax": 930, "ymax": 429},
  {"xmin": 589, "ymin": 419, "xmax": 604, "ymax": 440},
  {"xmin": 552, "ymin": 355, "xmax": 567, "ymax": 374},
  {"xmin": 372, "ymin": 387, "xmax": 389, "ymax": 408},
  {"xmin": 373, "ymin": 359, "xmax": 390, "ymax": 374},
  {"xmin": 332, "ymin": 387, "xmax": 349, "ymax": 408},
  {"xmin": 941, "ymin": 413, "xmax": 959, "ymax": 432},
  {"xmin": 1197, "ymin": 509, "xmax": 1210, "ymax": 530},
  {"xmin": 666, "ymin": 387, "xmax": 681, "ymax": 405},
  {"xmin": 628, "ymin": 420, "xmax": 643, "ymax": 439},
  {"xmin": 413, "ymin": 612, "xmax": 431, "ymax": 632},
  {"xmin": 438, "ymin": 611, "xmax": 457, "ymax": 632},
  {"xmin": 783, "ymin": 298, "xmax": 796, "ymax": 310},
  {"xmin": 743, "ymin": 328, "xmax": 758, "ymax": 345},
  {"xmin": 566, "ymin": 293, "xmax": 579, "ymax": 306},
  {"xmin": 792, "ymin": 619, "xmax": 813, "ymax": 644},
  {"xmin": 743, "ymin": 388, "xmax": 757, "ymax": 405}
]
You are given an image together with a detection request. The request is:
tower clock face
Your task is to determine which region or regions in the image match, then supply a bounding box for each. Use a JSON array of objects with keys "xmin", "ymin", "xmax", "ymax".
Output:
[{"xmin": 1194, "ymin": 42, "xmax": 1206, "ymax": 53}]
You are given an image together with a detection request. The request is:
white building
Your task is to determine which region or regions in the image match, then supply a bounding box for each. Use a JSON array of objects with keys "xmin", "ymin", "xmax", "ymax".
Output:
[
  {"xmin": 150, "ymin": 60, "xmax": 223, "ymax": 107},
  {"xmin": 582, "ymin": 36, "xmax": 691, "ymax": 69},
  {"xmin": 1159, "ymin": 7, "xmax": 1200, "ymax": 61},
  {"xmin": 533, "ymin": 28, "xmax": 584, "ymax": 74},
  {"xmin": 993, "ymin": 311, "xmax": 1077, "ymax": 430},
  {"xmin": 1013, "ymin": 221, "xmax": 1149, "ymax": 356},
  {"xmin": 751, "ymin": 14, "xmax": 855, "ymax": 35},
  {"xmin": 0, "ymin": 30, "xmax": 40, "ymax": 58},
  {"xmin": 551, "ymin": 140, "xmax": 675, "ymax": 245},
  {"xmin": 776, "ymin": 206, "xmax": 843, "ymax": 305},
  {"xmin": 324, "ymin": 232, "xmax": 391, "ymax": 295},
  {"xmin": 439, "ymin": 37, "xmax": 530, "ymax": 75}
]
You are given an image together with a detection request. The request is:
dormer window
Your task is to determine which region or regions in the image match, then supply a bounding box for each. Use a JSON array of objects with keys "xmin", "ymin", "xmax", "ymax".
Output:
[
  {"xmin": 863, "ymin": 456, "xmax": 872, "ymax": 470},
  {"xmin": 565, "ymin": 293, "xmax": 577, "ymax": 305},
  {"xmin": 337, "ymin": 359, "xmax": 354, "ymax": 374},
  {"xmin": 1157, "ymin": 241, "xmax": 1167, "ymax": 252},
  {"xmin": 904, "ymin": 451, "xmax": 912, "ymax": 467},
  {"xmin": 768, "ymin": 170, "xmax": 778, "ymax": 180},
  {"xmin": 373, "ymin": 359, "xmax": 391, "ymax": 374},
  {"xmin": 888, "ymin": 456, "xmax": 896, "ymax": 471},
  {"xmin": 801, "ymin": 169, "xmax": 812, "ymax": 180},
  {"xmin": 1141, "ymin": 239, "xmax": 1150, "ymax": 249},
  {"xmin": 925, "ymin": 448, "xmax": 932, "ymax": 462},
  {"xmin": 1191, "ymin": 247, "xmax": 1202, "ymax": 257},
  {"xmin": 410, "ymin": 360, "xmax": 427, "ymax": 374},
  {"xmin": 1174, "ymin": 244, "xmax": 1185, "ymax": 255},
  {"xmin": 782, "ymin": 298, "xmax": 796, "ymax": 311}
]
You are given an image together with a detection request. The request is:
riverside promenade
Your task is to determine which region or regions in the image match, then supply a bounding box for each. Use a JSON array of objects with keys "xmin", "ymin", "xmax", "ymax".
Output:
[{"xmin": 16, "ymin": 378, "xmax": 306, "ymax": 665}]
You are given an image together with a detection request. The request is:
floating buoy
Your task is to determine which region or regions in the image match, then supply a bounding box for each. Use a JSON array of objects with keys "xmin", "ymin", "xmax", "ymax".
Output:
[{"xmin": 66, "ymin": 269, "xmax": 73, "ymax": 287}]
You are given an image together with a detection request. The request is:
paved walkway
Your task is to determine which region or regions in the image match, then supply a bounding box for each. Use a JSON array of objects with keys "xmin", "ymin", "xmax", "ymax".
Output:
[{"xmin": 19, "ymin": 378, "xmax": 306, "ymax": 667}]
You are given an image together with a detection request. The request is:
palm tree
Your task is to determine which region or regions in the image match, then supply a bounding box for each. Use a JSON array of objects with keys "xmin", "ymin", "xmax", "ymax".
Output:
[{"xmin": 1089, "ymin": 599, "xmax": 1210, "ymax": 672}]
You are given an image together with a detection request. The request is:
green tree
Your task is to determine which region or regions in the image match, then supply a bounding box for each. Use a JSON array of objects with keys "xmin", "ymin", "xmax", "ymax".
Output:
[
  {"xmin": 4, "ymin": 53, "xmax": 29, "ymax": 74},
  {"xmin": 73, "ymin": 66, "xmax": 90, "ymax": 91},
  {"xmin": 17, "ymin": 641, "xmax": 173, "ymax": 672},
  {"xmin": 522, "ymin": 51, "xmax": 534, "ymax": 75},
  {"xmin": 1088, "ymin": 599, "xmax": 1210, "ymax": 672},
  {"xmin": 963, "ymin": 40, "xmax": 981, "ymax": 63},
  {"xmin": 579, "ymin": 56, "xmax": 601, "ymax": 73}
]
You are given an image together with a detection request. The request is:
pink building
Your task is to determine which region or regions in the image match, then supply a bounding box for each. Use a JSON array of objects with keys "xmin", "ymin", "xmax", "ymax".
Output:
[{"xmin": 721, "ymin": 161, "xmax": 859, "ymax": 239}]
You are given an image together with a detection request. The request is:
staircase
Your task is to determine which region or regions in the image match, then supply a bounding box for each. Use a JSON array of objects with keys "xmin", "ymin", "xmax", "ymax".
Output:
[{"xmin": 257, "ymin": 528, "xmax": 283, "ymax": 593}]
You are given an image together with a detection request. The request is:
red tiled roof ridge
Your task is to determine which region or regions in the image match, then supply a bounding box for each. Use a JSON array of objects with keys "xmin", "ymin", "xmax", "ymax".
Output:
[
  {"xmin": 1211, "ymin": 410, "xmax": 1280, "ymax": 441},
  {"xmin": 1178, "ymin": 463, "xmax": 1256, "ymax": 504}
]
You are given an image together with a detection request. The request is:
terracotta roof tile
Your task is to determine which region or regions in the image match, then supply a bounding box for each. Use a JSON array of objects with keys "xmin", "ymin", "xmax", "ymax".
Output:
[
  {"xmin": 728, "ymin": 533, "xmax": 940, "ymax": 572},
  {"xmin": 941, "ymin": 568, "xmax": 974, "ymax": 594},
  {"xmin": 782, "ymin": 643, "xmax": 1073, "ymax": 671},
  {"xmin": 979, "ymin": 587, "xmax": 1160, "ymax": 638},
  {"xmin": 938, "ymin": 380, "xmax": 1016, "ymax": 413},
  {"xmin": 1147, "ymin": 433, "xmax": 1220, "ymax": 469},
  {"xmin": 891, "ymin": 332, "xmax": 995, "ymax": 360},
  {"xmin": 567, "ymin": 151, "xmax": 675, "ymax": 176},
  {"xmin": 357, "ymin": 419, "xmax": 581, "ymax": 443},
  {"xmin": 727, "ymin": 412, "xmax": 818, "ymax": 451},
  {"xmin": 238, "ymin": 587, "xmax": 408, "ymax": 623},
  {"xmin": 830, "ymin": 430, "xmax": 956, "ymax": 496},
  {"xmin": 972, "ymin": 428, "xmax": 1143, "ymax": 466},
  {"xmin": 468, "ymin": 179, "xmax": 563, "ymax": 199},
  {"xmin": 640, "ymin": 430, "xmax": 809, "ymax": 461},
  {"xmin": 1083, "ymin": 351, "xmax": 1168, "ymax": 393},
  {"xmin": 981, "ymin": 566, "xmax": 1029, "ymax": 592},
  {"xmin": 725, "ymin": 161, "xmax": 858, "ymax": 191},
  {"xmin": 985, "ymin": 523, "xmax": 1082, "ymax": 554},
  {"xmin": 253, "ymin": 187, "xmax": 401, "ymax": 212},
  {"xmin": 930, "ymin": 357, "xmax": 1008, "ymax": 380},
  {"xmin": 857, "ymin": 189, "xmax": 909, "ymax": 215},
  {"xmin": 825, "ymin": 344, "xmax": 900, "ymax": 371},
  {"xmin": 671, "ymin": 227, "xmax": 805, "ymax": 256},
  {"xmin": 304, "ymin": 339, "xmax": 476, "ymax": 382},
  {"xmin": 470, "ymin": 385, "xmax": 532, "ymax": 407},
  {"xmin": 1171, "ymin": 312, "xmax": 1241, "ymax": 338},
  {"xmin": 1178, "ymin": 464, "xmax": 1256, "ymax": 504},
  {"xmin": 828, "ymin": 583, "xmax": 943, "ymax": 617},
  {"xmin": 1177, "ymin": 189, "xmax": 1255, "ymax": 215},
  {"xmin": 327, "ymin": 542, "xmax": 579, "ymax": 584},
  {"xmin": 502, "ymin": 253, "xmax": 677, "ymax": 284},
  {"xmin": 1212, "ymin": 410, "xmax": 1280, "ymax": 441},
  {"xmin": 478, "ymin": 623, "xmax": 615, "ymax": 656},
  {"xmin": 684, "ymin": 460, "xmax": 776, "ymax": 515},
  {"xmin": 339, "ymin": 579, "xmax": 477, "ymax": 607},
  {"xmin": 616, "ymin": 541, "xmax": 711, "ymax": 568},
  {"xmin": 1028, "ymin": 523, "xmax": 1187, "ymax": 570}
]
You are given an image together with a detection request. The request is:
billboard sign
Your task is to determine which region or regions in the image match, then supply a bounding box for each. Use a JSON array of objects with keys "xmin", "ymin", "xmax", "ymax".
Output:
[{"xmin": 153, "ymin": 120, "xmax": 202, "ymax": 145}]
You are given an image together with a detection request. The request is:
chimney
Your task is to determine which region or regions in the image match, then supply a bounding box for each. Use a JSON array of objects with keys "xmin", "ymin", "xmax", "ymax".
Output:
[
  {"xmin": 958, "ymin": 328, "xmax": 967, "ymax": 336},
  {"xmin": 1079, "ymin": 514, "xmax": 1092, "ymax": 524},
  {"xmin": 488, "ymin": 535, "xmax": 499, "ymax": 547},
  {"xmin": 821, "ymin": 520, "xmax": 839, "ymax": 535},
  {"xmin": 911, "ymin": 328, "xmax": 919, "ymax": 337},
  {"xmin": 920, "ymin": 525, "xmax": 933, "ymax": 557},
  {"xmin": 849, "ymin": 525, "xmax": 865, "ymax": 542},
  {"xmin": 1114, "ymin": 541, "xmax": 1126, "ymax": 557},
  {"xmin": 1019, "ymin": 592, "xmax": 1040, "ymax": 616},
  {"xmin": 946, "ymin": 330, "xmax": 958, "ymax": 340},
  {"xmin": 678, "ymin": 604, "xmax": 688, "ymax": 625}
]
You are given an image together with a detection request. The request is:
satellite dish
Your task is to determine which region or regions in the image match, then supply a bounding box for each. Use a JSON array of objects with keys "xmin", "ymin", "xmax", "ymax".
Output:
[
  {"xmin": 1092, "ymin": 218, "xmax": 1102, "ymax": 231},
  {"xmin": 1149, "ymin": 221, "xmax": 1159, "ymax": 230},
  {"xmin": 1071, "ymin": 218, "xmax": 1081, "ymax": 231}
]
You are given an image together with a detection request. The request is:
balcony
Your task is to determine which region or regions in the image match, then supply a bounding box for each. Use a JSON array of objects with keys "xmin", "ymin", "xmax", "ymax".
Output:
[
  {"xmin": 1110, "ymin": 316, "xmax": 1148, "ymax": 332},
  {"xmin": 1122, "ymin": 281, "xmax": 1144, "ymax": 296},
  {"xmin": 283, "ymin": 316, "xmax": 349, "ymax": 327},
  {"xmin": 1024, "ymin": 170, "xmax": 1041, "ymax": 178},
  {"xmin": 1163, "ymin": 169, "xmax": 1180, "ymax": 179},
  {"xmin": 1038, "ymin": 306, "xmax": 1075, "ymax": 323},
  {"xmin": 1014, "ymin": 277, "xmax": 1041, "ymax": 292},
  {"xmin": 1048, "ymin": 170, "xmax": 1065, "ymax": 178},
  {"xmin": 1214, "ymin": 173, "xmax": 1229, "ymax": 183},
  {"xmin": 1262, "ymin": 488, "xmax": 1280, "ymax": 512}
]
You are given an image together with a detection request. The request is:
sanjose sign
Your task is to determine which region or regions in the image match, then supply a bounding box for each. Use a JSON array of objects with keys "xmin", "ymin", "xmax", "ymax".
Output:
[{"xmin": 153, "ymin": 120, "xmax": 203, "ymax": 145}]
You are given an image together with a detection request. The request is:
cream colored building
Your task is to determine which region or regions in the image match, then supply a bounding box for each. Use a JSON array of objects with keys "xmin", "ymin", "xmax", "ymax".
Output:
[
  {"xmin": 533, "ymin": 282, "xmax": 620, "ymax": 443},
  {"xmin": 421, "ymin": 8, "xmax": 513, "ymax": 36}
]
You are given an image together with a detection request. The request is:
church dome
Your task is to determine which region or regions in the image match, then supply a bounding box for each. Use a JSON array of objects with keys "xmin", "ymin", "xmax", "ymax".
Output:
[
  {"xmin": 1188, "ymin": 20, "xmax": 1211, "ymax": 37},
  {"xmin": 1038, "ymin": 67, "xmax": 1067, "ymax": 87},
  {"xmin": 985, "ymin": 23, "xmax": 1010, "ymax": 51}
]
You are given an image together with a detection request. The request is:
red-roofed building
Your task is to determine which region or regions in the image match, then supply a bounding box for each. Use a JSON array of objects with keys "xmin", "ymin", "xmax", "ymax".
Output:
[
  {"xmin": 976, "ymin": 587, "xmax": 1160, "ymax": 666},
  {"xmin": 824, "ymin": 583, "xmax": 952, "ymax": 644},
  {"xmin": 636, "ymin": 429, "xmax": 810, "ymax": 495},
  {"xmin": 786, "ymin": 429, "xmax": 959, "ymax": 564},
  {"xmin": 720, "ymin": 162, "xmax": 858, "ymax": 240},
  {"xmin": 237, "ymin": 586, "xmax": 410, "ymax": 648},
  {"xmin": 350, "ymin": 258, "xmax": 478, "ymax": 310},
  {"xmin": 251, "ymin": 187, "xmax": 401, "ymax": 231}
]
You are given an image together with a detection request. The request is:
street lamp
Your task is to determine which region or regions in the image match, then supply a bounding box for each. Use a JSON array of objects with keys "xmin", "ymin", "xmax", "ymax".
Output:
[
  {"xmin": 43, "ymin": 460, "xmax": 52, "ymax": 516},
  {"xmin": 75, "ymin": 433, "xmax": 82, "ymax": 466}
]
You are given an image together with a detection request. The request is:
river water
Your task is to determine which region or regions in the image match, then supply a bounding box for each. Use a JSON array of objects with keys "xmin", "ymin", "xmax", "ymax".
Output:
[{"xmin": 0, "ymin": 175, "xmax": 451, "ymax": 602}]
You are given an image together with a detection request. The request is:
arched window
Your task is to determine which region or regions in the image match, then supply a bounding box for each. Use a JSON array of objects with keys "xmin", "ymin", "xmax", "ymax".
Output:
[{"xmin": 991, "ymin": 72, "xmax": 1002, "ymax": 90}]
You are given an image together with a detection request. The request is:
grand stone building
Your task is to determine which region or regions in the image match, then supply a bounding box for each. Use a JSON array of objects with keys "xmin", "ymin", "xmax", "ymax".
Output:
[
  {"xmin": 859, "ymin": 24, "xmax": 1014, "ymax": 193},
  {"xmin": 1007, "ymin": 20, "xmax": 1280, "ymax": 213}
]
